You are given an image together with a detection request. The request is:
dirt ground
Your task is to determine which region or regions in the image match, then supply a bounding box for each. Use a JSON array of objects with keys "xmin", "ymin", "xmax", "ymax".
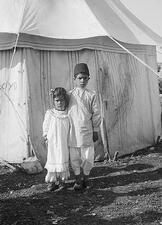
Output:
[{"xmin": 0, "ymin": 146, "xmax": 162, "ymax": 225}]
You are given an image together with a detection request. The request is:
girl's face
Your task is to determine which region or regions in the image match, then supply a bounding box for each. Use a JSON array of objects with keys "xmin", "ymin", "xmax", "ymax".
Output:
[
  {"xmin": 74, "ymin": 73, "xmax": 89, "ymax": 89},
  {"xmin": 53, "ymin": 96, "xmax": 66, "ymax": 111}
]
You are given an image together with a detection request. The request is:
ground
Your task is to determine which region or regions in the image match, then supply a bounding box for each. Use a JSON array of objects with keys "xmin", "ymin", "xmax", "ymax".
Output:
[{"xmin": 0, "ymin": 146, "xmax": 162, "ymax": 225}]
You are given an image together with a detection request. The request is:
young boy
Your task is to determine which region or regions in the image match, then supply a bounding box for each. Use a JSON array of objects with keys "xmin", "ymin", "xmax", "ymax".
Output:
[{"xmin": 68, "ymin": 63, "xmax": 101, "ymax": 190}]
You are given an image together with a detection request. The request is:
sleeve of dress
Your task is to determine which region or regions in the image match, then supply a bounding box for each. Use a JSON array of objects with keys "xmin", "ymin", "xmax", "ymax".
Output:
[
  {"xmin": 43, "ymin": 110, "xmax": 51, "ymax": 136},
  {"xmin": 91, "ymin": 94, "xmax": 101, "ymax": 131}
]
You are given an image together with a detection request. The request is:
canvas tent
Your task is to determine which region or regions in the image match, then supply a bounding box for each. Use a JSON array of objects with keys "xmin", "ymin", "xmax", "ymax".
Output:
[
  {"xmin": 0, "ymin": 0, "xmax": 162, "ymax": 165},
  {"xmin": 120, "ymin": 0, "xmax": 162, "ymax": 63}
]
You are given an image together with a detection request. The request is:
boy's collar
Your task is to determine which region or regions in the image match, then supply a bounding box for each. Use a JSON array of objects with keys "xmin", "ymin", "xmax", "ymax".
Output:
[{"xmin": 75, "ymin": 87, "xmax": 86, "ymax": 91}]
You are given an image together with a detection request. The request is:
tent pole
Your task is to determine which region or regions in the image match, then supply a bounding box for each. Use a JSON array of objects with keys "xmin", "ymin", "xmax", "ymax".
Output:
[
  {"xmin": 109, "ymin": 36, "xmax": 160, "ymax": 78},
  {"xmin": 2, "ymin": 0, "xmax": 37, "ymax": 162},
  {"xmin": 9, "ymin": 0, "xmax": 27, "ymax": 69}
]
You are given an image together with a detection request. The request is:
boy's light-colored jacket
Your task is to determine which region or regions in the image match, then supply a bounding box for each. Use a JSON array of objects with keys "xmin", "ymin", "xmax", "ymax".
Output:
[{"xmin": 68, "ymin": 87, "xmax": 101, "ymax": 147}]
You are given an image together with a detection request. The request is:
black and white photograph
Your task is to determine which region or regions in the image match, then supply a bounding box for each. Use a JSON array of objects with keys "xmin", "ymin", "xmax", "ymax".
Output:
[{"xmin": 0, "ymin": 0, "xmax": 162, "ymax": 224}]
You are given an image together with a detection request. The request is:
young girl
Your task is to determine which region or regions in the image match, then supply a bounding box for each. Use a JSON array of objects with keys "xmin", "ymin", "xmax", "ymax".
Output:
[{"xmin": 43, "ymin": 87, "xmax": 70, "ymax": 191}]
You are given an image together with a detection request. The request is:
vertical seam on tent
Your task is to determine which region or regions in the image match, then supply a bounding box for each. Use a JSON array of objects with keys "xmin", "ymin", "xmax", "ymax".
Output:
[
  {"xmin": 49, "ymin": 51, "xmax": 52, "ymax": 108},
  {"xmin": 95, "ymin": 49, "xmax": 110, "ymax": 156},
  {"xmin": 23, "ymin": 48, "xmax": 31, "ymax": 156},
  {"xmin": 49, "ymin": 51, "xmax": 52, "ymax": 107},
  {"xmin": 112, "ymin": 53, "xmax": 122, "ymax": 149},
  {"xmin": 40, "ymin": 51, "xmax": 43, "ymax": 111},
  {"xmin": 67, "ymin": 51, "xmax": 72, "ymax": 89},
  {"xmin": 25, "ymin": 48, "xmax": 35, "ymax": 156},
  {"xmin": 43, "ymin": 52, "xmax": 46, "ymax": 113},
  {"xmin": 110, "ymin": 53, "xmax": 118, "ymax": 131},
  {"xmin": 75, "ymin": 51, "xmax": 79, "ymax": 64},
  {"xmin": 118, "ymin": 53, "xmax": 124, "ymax": 150},
  {"xmin": 46, "ymin": 51, "xmax": 50, "ymax": 109},
  {"xmin": 119, "ymin": 53, "xmax": 130, "ymax": 150},
  {"xmin": 46, "ymin": 51, "xmax": 48, "ymax": 108},
  {"xmin": 43, "ymin": 51, "xmax": 46, "ymax": 112},
  {"xmin": 145, "ymin": 55, "xmax": 156, "ymax": 140},
  {"xmin": 70, "ymin": 51, "xmax": 75, "ymax": 88},
  {"xmin": 94, "ymin": 50, "xmax": 100, "ymax": 106},
  {"xmin": 124, "ymin": 54, "xmax": 131, "ymax": 145}
]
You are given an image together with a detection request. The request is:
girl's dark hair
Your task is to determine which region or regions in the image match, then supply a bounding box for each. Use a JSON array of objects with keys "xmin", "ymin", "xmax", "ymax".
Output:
[{"xmin": 50, "ymin": 87, "xmax": 69, "ymax": 107}]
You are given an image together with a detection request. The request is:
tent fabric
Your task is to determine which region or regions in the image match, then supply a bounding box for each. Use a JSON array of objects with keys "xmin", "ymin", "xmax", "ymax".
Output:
[
  {"xmin": 0, "ymin": 49, "xmax": 30, "ymax": 162},
  {"xmin": 120, "ymin": 0, "xmax": 162, "ymax": 43},
  {"xmin": 0, "ymin": 0, "xmax": 162, "ymax": 45},
  {"xmin": 0, "ymin": 44, "xmax": 161, "ymax": 164}
]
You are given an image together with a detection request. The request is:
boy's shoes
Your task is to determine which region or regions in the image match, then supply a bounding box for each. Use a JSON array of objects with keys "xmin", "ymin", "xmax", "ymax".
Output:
[
  {"xmin": 47, "ymin": 182, "xmax": 59, "ymax": 191},
  {"xmin": 73, "ymin": 174, "xmax": 83, "ymax": 191},
  {"xmin": 82, "ymin": 178, "xmax": 90, "ymax": 189},
  {"xmin": 82, "ymin": 179, "xmax": 88, "ymax": 189},
  {"xmin": 73, "ymin": 181, "xmax": 82, "ymax": 191},
  {"xmin": 73, "ymin": 175, "xmax": 91, "ymax": 191}
]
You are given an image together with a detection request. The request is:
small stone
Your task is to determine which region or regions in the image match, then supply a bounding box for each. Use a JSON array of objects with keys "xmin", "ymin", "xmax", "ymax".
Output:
[{"xmin": 47, "ymin": 210, "xmax": 54, "ymax": 215}]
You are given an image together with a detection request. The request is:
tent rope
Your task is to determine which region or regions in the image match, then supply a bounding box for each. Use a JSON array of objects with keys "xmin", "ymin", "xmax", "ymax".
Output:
[
  {"xmin": 10, "ymin": 0, "xmax": 27, "ymax": 69},
  {"xmin": 9, "ymin": 33, "xmax": 19, "ymax": 70},
  {"xmin": 4, "ymin": 31, "xmax": 27, "ymax": 140},
  {"xmin": 109, "ymin": 36, "xmax": 160, "ymax": 78},
  {"xmin": 5, "ymin": 0, "xmax": 29, "ymax": 140},
  {"xmin": 2, "ymin": 0, "xmax": 35, "ymax": 157}
]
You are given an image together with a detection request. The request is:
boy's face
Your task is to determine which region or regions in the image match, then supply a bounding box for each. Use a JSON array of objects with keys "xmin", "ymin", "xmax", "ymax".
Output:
[
  {"xmin": 74, "ymin": 73, "xmax": 89, "ymax": 89},
  {"xmin": 53, "ymin": 96, "xmax": 66, "ymax": 111}
]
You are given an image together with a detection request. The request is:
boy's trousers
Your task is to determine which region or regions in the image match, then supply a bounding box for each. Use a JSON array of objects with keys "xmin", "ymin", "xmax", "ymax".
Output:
[{"xmin": 69, "ymin": 145, "xmax": 94, "ymax": 176}]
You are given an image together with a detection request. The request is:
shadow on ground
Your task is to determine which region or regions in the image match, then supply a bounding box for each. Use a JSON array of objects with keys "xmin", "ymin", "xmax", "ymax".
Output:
[{"xmin": 0, "ymin": 148, "xmax": 162, "ymax": 225}]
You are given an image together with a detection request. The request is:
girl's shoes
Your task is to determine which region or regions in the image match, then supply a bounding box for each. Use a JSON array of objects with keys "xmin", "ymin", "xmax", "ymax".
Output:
[
  {"xmin": 73, "ymin": 181, "xmax": 82, "ymax": 191},
  {"xmin": 47, "ymin": 182, "xmax": 59, "ymax": 191},
  {"xmin": 58, "ymin": 182, "xmax": 66, "ymax": 190},
  {"xmin": 47, "ymin": 182, "xmax": 66, "ymax": 192}
]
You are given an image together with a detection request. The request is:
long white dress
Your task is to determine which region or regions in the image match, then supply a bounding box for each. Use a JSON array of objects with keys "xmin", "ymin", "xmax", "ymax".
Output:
[{"xmin": 43, "ymin": 108, "xmax": 70, "ymax": 183}]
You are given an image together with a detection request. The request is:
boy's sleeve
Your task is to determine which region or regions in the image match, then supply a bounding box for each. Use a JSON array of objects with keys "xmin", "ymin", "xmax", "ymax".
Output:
[
  {"xmin": 43, "ymin": 110, "xmax": 51, "ymax": 137},
  {"xmin": 91, "ymin": 94, "xmax": 101, "ymax": 131}
]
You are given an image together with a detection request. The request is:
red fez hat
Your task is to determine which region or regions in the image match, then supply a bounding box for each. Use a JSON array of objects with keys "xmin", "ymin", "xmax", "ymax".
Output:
[{"xmin": 74, "ymin": 63, "xmax": 90, "ymax": 76}]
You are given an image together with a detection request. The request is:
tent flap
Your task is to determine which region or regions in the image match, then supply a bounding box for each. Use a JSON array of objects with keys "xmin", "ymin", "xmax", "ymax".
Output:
[{"xmin": 0, "ymin": 33, "xmax": 157, "ymax": 54}]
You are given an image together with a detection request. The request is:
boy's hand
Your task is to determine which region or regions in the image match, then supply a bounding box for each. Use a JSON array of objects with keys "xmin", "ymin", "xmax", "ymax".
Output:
[{"xmin": 93, "ymin": 131, "xmax": 98, "ymax": 142}]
